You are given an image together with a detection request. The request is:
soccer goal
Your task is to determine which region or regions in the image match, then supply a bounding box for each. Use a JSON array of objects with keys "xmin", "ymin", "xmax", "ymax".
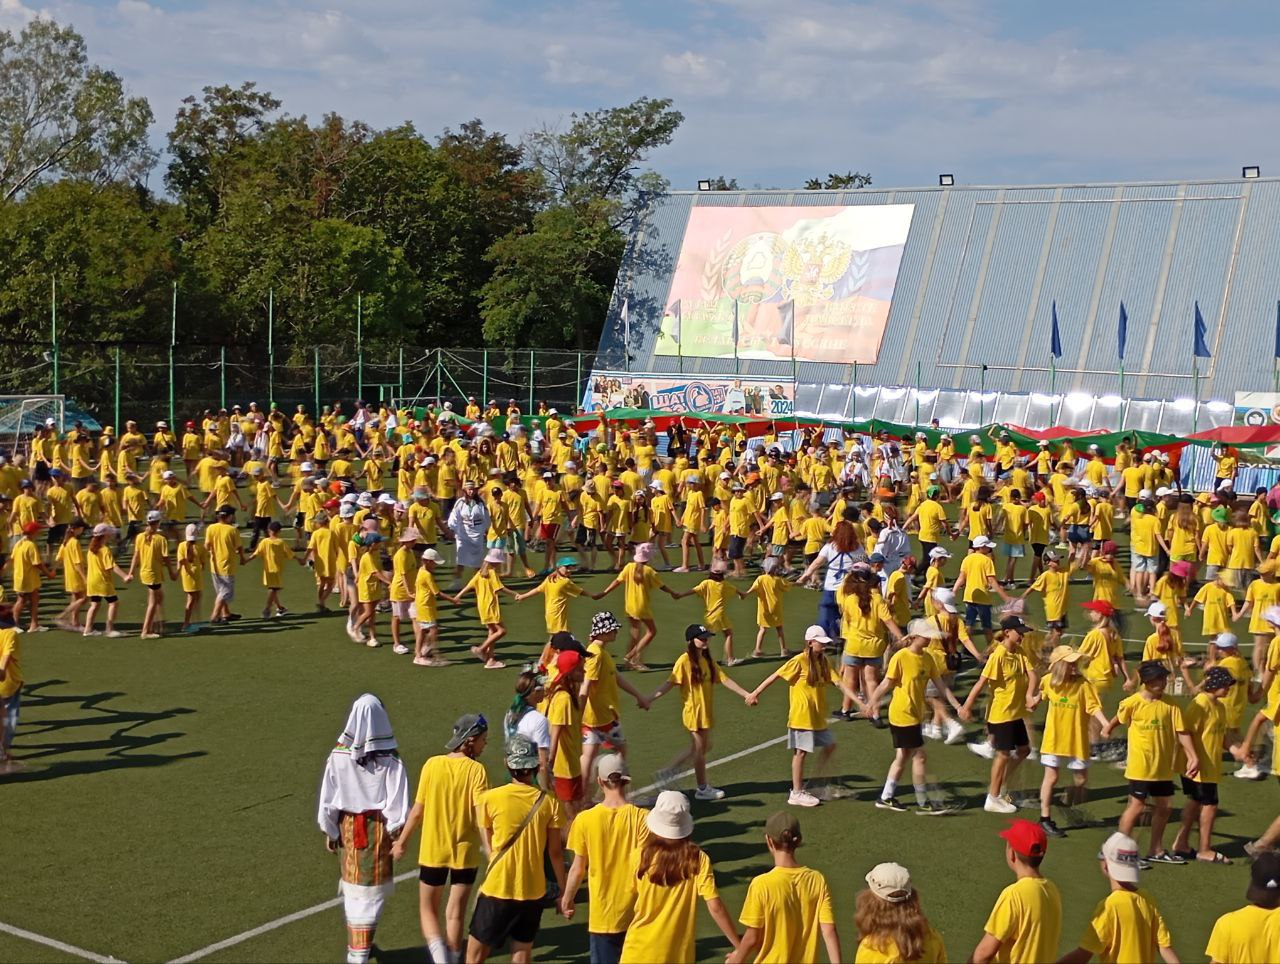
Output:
[{"xmin": 0, "ymin": 395, "xmax": 65, "ymax": 456}]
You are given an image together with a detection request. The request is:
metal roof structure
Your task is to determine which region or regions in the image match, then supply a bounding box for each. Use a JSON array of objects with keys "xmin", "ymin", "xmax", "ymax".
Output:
[{"xmin": 595, "ymin": 177, "xmax": 1280, "ymax": 405}]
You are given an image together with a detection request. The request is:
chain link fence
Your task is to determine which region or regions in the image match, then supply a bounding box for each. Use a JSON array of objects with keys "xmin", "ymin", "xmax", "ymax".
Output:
[{"xmin": 0, "ymin": 343, "xmax": 596, "ymax": 426}]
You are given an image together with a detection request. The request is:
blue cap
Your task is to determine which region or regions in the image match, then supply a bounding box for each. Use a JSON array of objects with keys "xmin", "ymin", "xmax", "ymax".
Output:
[
  {"xmin": 868, "ymin": 552, "xmax": 886, "ymax": 564},
  {"xmin": 556, "ymin": 556, "xmax": 578, "ymax": 568}
]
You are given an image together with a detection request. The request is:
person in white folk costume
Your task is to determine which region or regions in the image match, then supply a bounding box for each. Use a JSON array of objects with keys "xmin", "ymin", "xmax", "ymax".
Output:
[{"xmin": 318, "ymin": 693, "xmax": 410, "ymax": 964}]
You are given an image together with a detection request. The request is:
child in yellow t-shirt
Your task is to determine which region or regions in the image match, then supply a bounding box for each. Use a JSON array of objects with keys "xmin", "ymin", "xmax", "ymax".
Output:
[
  {"xmin": 744, "ymin": 558, "xmax": 794, "ymax": 660},
  {"xmin": 251, "ymin": 521, "xmax": 296, "ymax": 618}
]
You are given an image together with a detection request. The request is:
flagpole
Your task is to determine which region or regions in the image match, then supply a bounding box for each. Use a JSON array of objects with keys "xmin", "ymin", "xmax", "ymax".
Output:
[
  {"xmin": 733, "ymin": 300, "xmax": 740, "ymax": 376},
  {"xmin": 1050, "ymin": 356, "xmax": 1057, "ymax": 425},
  {"xmin": 1193, "ymin": 357, "xmax": 1199, "ymax": 433},
  {"xmin": 1119, "ymin": 362, "xmax": 1125, "ymax": 400}
]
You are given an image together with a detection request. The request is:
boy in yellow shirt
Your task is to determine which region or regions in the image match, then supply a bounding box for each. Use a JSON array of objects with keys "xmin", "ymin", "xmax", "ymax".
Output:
[
  {"xmin": 1060, "ymin": 832, "xmax": 1177, "ymax": 964},
  {"xmin": 971, "ymin": 819, "xmax": 1061, "ymax": 964},
  {"xmin": 0, "ymin": 605, "xmax": 22, "ymax": 772},
  {"xmin": 251, "ymin": 521, "xmax": 296, "ymax": 619},
  {"xmin": 744, "ymin": 557, "xmax": 793, "ymax": 659},
  {"xmin": 1102, "ymin": 661, "xmax": 1200, "ymax": 866}
]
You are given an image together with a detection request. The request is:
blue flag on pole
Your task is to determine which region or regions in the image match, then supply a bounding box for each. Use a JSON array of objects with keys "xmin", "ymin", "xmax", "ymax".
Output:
[
  {"xmin": 1050, "ymin": 300, "xmax": 1063, "ymax": 358},
  {"xmin": 778, "ymin": 301, "xmax": 795, "ymax": 347},
  {"xmin": 1193, "ymin": 301, "xmax": 1211, "ymax": 358},
  {"xmin": 1118, "ymin": 302, "xmax": 1128, "ymax": 360}
]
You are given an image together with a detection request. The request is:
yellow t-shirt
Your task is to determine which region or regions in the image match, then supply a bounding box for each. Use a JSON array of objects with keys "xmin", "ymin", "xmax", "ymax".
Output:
[
  {"xmin": 11, "ymin": 538, "xmax": 42, "ymax": 593},
  {"xmin": 583, "ymin": 641, "xmax": 621, "ymax": 728},
  {"xmin": 1079, "ymin": 888, "xmax": 1172, "ymax": 964},
  {"xmin": 253, "ymin": 537, "xmax": 293, "ymax": 589},
  {"xmin": 839, "ymin": 590, "xmax": 892, "ymax": 659},
  {"xmin": 204, "ymin": 522, "xmax": 243, "ymax": 576},
  {"xmin": 464, "ymin": 569, "xmax": 504, "ymax": 625},
  {"xmin": 356, "ymin": 550, "xmax": 384, "ymax": 604},
  {"xmin": 886, "ymin": 647, "xmax": 939, "ymax": 727},
  {"xmin": 982, "ymin": 876, "xmax": 1063, "ymax": 964},
  {"xmin": 544, "ymin": 688, "xmax": 583, "ymax": 779},
  {"xmin": 1029, "ymin": 568, "xmax": 1070, "ymax": 621},
  {"xmin": 693, "ymin": 578, "xmax": 735, "ymax": 632},
  {"xmin": 621, "ymin": 848, "xmax": 717, "ymax": 964},
  {"xmin": 565, "ymin": 803, "xmax": 650, "ymax": 934},
  {"xmin": 1038, "ymin": 678, "xmax": 1101, "ymax": 762},
  {"xmin": 414, "ymin": 754, "xmax": 489, "ymax": 869},
  {"xmin": 85, "ymin": 545, "xmax": 118, "ymax": 597},
  {"xmin": 1180, "ymin": 691, "xmax": 1227, "ymax": 784},
  {"xmin": 1117, "ymin": 693, "xmax": 1186, "ymax": 782},
  {"xmin": 1129, "ymin": 513, "xmax": 1162, "ymax": 558},
  {"xmin": 777, "ymin": 653, "xmax": 841, "ymax": 730},
  {"xmin": 855, "ymin": 927, "xmax": 947, "ymax": 964},
  {"xmin": 618, "ymin": 562, "xmax": 662, "ymax": 620},
  {"xmin": 738, "ymin": 865, "xmax": 836, "ymax": 964},
  {"xmin": 134, "ymin": 531, "xmax": 169, "ymax": 585},
  {"xmin": 915, "ymin": 500, "xmax": 948, "ymax": 544},
  {"xmin": 749, "ymin": 573, "xmax": 792, "ymax": 628},
  {"xmin": 0, "ymin": 628, "xmax": 21, "ymax": 699},
  {"xmin": 56, "ymin": 539, "xmax": 85, "ymax": 593},
  {"xmin": 177, "ymin": 541, "xmax": 207, "ymax": 593},
  {"xmin": 669, "ymin": 651, "xmax": 727, "ymax": 732},
  {"xmin": 982, "ymin": 647, "xmax": 1032, "ymax": 723},
  {"xmin": 414, "ymin": 567, "xmax": 439, "ymax": 624},
  {"xmin": 1078, "ymin": 629, "xmax": 1123, "ymax": 689},
  {"xmin": 959, "ymin": 552, "xmax": 996, "ymax": 604},
  {"xmin": 1087, "ymin": 558, "xmax": 1123, "ymax": 606},
  {"xmin": 530, "ymin": 574, "xmax": 583, "ymax": 634},
  {"xmin": 476, "ymin": 782, "xmax": 565, "ymax": 901},
  {"xmin": 1226, "ymin": 528, "xmax": 1259, "ymax": 569},
  {"xmin": 1245, "ymin": 578, "xmax": 1280, "ymax": 633},
  {"xmin": 1204, "ymin": 904, "xmax": 1280, "ymax": 964},
  {"xmin": 1194, "ymin": 582, "xmax": 1235, "ymax": 636}
]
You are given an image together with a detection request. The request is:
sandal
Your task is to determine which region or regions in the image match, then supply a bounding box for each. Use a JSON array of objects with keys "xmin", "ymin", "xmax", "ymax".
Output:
[
  {"xmin": 1147, "ymin": 851, "xmax": 1187, "ymax": 865},
  {"xmin": 1196, "ymin": 852, "xmax": 1232, "ymax": 865},
  {"xmin": 1172, "ymin": 849, "xmax": 1197, "ymax": 861}
]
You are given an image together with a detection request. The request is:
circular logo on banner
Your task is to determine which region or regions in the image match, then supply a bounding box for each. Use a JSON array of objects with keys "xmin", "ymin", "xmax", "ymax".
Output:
[
  {"xmin": 1244, "ymin": 408, "xmax": 1269, "ymax": 426},
  {"xmin": 684, "ymin": 382, "xmax": 715, "ymax": 410}
]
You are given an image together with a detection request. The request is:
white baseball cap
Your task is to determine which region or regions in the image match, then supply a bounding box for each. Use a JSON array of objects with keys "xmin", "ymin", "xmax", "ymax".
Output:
[
  {"xmin": 804, "ymin": 625, "xmax": 833, "ymax": 645},
  {"xmin": 932, "ymin": 588, "xmax": 958, "ymax": 613},
  {"xmin": 1100, "ymin": 831, "xmax": 1141, "ymax": 884},
  {"xmin": 184, "ymin": 523, "xmax": 199, "ymax": 541},
  {"xmin": 162, "ymin": 470, "xmax": 176, "ymax": 479},
  {"xmin": 971, "ymin": 535, "xmax": 994, "ymax": 549},
  {"xmin": 928, "ymin": 546, "xmax": 952, "ymax": 560},
  {"xmin": 377, "ymin": 493, "xmax": 396, "ymax": 505},
  {"xmin": 420, "ymin": 548, "xmax": 441, "ymax": 563},
  {"xmin": 300, "ymin": 461, "xmax": 314, "ymax": 472},
  {"xmin": 1155, "ymin": 486, "xmax": 1172, "ymax": 497},
  {"xmin": 1263, "ymin": 605, "xmax": 1280, "ymax": 628},
  {"xmin": 1215, "ymin": 632, "xmax": 1239, "ymax": 649},
  {"xmin": 769, "ymin": 491, "xmax": 784, "ymax": 501},
  {"xmin": 1138, "ymin": 488, "xmax": 1153, "ymax": 500},
  {"xmin": 1145, "ymin": 601, "xmax": 1167, "ymax": 618},
  {"xmin": 146, "ymin": 510, "xmax": 162, "ymax": 523}
]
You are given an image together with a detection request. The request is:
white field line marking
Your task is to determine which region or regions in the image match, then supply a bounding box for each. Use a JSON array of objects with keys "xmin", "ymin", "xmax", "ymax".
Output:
[
  {"xmin": 168, "ymin": 730, "xmax": 793, "ymax": 963},
  {"xmin": 0, "ymin": 921, "xmax": 124, "ymax": 963}
]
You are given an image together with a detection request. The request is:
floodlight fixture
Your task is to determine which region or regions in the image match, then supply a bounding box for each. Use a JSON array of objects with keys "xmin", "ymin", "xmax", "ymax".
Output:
[
  {"xmin": 1243, "ymin": 165, "xmax": 1261, "ymax": 179},
  {"xmin": 938, "ymin": 174, "xmax": 955, "ymax": 187},
  {"xmin": 697, "ymin": 179, "xmax": 712, "ymax": 191}
]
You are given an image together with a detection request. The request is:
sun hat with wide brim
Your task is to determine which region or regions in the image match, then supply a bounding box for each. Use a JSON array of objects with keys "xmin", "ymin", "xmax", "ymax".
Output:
[{"xmin": 646, "ymin": 790, "xmax": 693, "ymax": 840}]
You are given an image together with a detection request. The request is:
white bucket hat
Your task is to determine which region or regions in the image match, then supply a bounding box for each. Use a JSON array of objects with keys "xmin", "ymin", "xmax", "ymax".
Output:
[{"xmin": 645, "ymin": 790, "xmax": 693, "ymax": 840}]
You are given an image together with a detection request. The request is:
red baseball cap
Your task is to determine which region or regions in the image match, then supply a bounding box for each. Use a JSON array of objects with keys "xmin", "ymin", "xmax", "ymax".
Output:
[
  {"xmin": 1081, "ymin": 599, "xmax": 1116, "ymax": 617},
  {"xmin": 21, "ymin": 521, "xmax": 40, "ymax": 535},
  {"xmin": 999, "ymin": 819, "xmax": 1048, "ymax": 859},
  {"xmin": 556, "ymin": 649, "xmax": 582, "ymax": 675},
  {"xmin": 1100, "ymin": 540, "xmax": 1118, "ymax": 556},
  {"xmin": 1032, "ymin": 491, "xmax": 1046, "ymax": 503}
]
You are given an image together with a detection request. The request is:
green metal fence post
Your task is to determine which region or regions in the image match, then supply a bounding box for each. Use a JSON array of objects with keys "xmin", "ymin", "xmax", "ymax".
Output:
[
  {"xmin": 219, "ymin": 346, "xmax": 226, "ymax": 410},
  {"xmin": 114, "ymin": 346, "xmax": 121, "ymax": 429},
  {"xmin": 267, "ymin": 288, "xmax": 275, "ymax": 406},
  {"xmin": 482, "ymin": 349, "xmax": 488, "ymax": 405},
  {"xmin": 398, "ymin": 346, "xmax": 404, "ymax": 401},
  {"xmin": 314, "ymin": 347, "xmax": 320, "ymax": 415},
  {"xmin": 169, "ymin": 282, "xmax": 177, "ymax": 427},
  {"xmin": 528, "ymin": 350, "xmax": 535, "ymax": 413},
  {"xmin": 50, "ymin": 277, "xmax": 59, "ymax": 396},
  {"xmin": 356, "ymin": 293, "xmax": 364, "ymax": 401},
  {"xmin": 435, "ymin": 348, "xmax": 441, "ymax": 402},
  {"xmin": 576, "ymin": 352, "xmax": 582, "ymax": 410}
]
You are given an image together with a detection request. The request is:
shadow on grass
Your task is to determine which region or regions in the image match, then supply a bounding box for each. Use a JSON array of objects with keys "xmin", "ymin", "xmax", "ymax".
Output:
[{"xmin": 5, "ymin": 679, "xmax": 204, "ymax": 782}]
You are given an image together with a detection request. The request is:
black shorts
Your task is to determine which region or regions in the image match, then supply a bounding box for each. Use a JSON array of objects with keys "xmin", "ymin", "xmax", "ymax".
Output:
[
  {"xmin": 1046, "ymin": 618, "xmax": 1067, "ymax": 631},
  {"xmin": 1031, "ymin": 543, "xmax": 1046, "ymax": 559},
  {"xmin": 33, "ymin": 463, "xmax": 50, "ymax": 482},
  {"xmin": 576, "ymin": 526, "xmax": 597, "ymax": 548},
  {"xmin": 728, "ymin": 535, "xmax": 747, "ymax": 560},
  {"xmin": 419, "ymin": 865, "xmax": 479, "ymax": 887},
  {"xmin": 469, "ymin": 894, "xmax": 544, "ymax": 948},
  {"xmin": 890, "ymin": 723, "xmax": 924, "ymax": 750},
  {"xmin": 1128, "ymin": 779, "xmax": 1176, "ymax": 800},
  {"xmin": 1180, "ymin": 777, "xmax": 1219, "ymax": 806},
  {"xmin": 144, "ymin": 583, "xmax": 161, "ymax": 591},
  {"xmin": 988, "ymin": 719, "xmax": 1030, "ymax": 752},
  {"xmin": 294, "ymin": 513, "xmax": 305, "ymax": 529},
  {"xmin": 47, "ymin": 524, "xmax": 67, "ymax": 546},
  {"xmin": 88, "ymin": 595, "xmax": 119, "ymax": 603}
]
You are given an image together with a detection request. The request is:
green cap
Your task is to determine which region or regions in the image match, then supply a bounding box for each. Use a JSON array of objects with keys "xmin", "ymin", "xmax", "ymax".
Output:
[
  {"xmin": 505, "ymin": 735, "xmax": 540, "ymax": 771},
  {"xmin": 764, "ymin": 811, "xmax": 801, "ymax": 845},
  {"xmin": 1211, "ymin": 507, "xmax": 1229, "ymax": 524},
  {"xmin": 926, "ymin": 485, "xmax": 941, "ymax": 498}
]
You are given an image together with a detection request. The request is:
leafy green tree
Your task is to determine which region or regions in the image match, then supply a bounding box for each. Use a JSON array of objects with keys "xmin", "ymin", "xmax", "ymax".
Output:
[
  {"xmin": 480, "ymin": 201, "xmax": 624, "ymax": 351},
  {"xmin": 0, "ymin": 19, "xmax": 154, "ymax": 200},
  {"xmin": 705, "ymin": 176, "xmax": 739, "ymax": 190},
  {"xmin": 804, "ymin": 171, "xmax": 872, "ymax": 190}
]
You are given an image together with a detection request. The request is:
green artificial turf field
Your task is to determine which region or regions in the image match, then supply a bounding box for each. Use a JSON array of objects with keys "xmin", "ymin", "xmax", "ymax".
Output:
[{"xmin": 4, "ymin": 510, "xmax": 1276, "ymax": 963}]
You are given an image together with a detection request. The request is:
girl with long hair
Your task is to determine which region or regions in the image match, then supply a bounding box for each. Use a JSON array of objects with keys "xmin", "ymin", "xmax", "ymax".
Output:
[
  {"xmin": 445, "ymin": 547, "xmax": 517, "ymax": 669},
  {"xmin": 649, "ymin": 625, "xmax": 757, "ymax": 801},
  {"xmin": 620, "ymin": 791, "xmax": 739, "ymax": 963},
  {"xmin": 1151, "ymin": 560, "xmax": 1190, "ymax": 633},
  {"xmin": 82, "ymin": 523, "xmax": 131, "ymax": 637},
  {"xmin": 1075, "ymin": 600, "xmax": 1131, "ymax": 745},
  {"xmin": 1141, "ymin": 601, "xmax": 1195, "ymax": 692},
  {"xmin": 797, "ymin": 519, "xmax": 861, "ymax": 641},
  {"xmin": 836, "ymin": 568, "xmax": 904, "ymax": 722},
  {"xmin": 503, "ymin": 670, "xmax": 551, "ymax": 787},
  {"xmin": 1027, "ymin": 646, "xmax": 1109, "ymax": 838},
  {"xmin": 854, "ymin": 862, "xmax": 945, "ymax": 963},
  {"xmin": 593, "ymin": 542, "xmax": 681, "ymax": 671},
  {"xmin": 750, "ymin": 625, "xmax": 860, "ymax": 807}
]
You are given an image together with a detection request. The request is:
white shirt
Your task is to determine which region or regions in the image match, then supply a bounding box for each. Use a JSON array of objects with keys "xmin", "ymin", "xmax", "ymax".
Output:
[
  {"xmin": 816, "ymin": 543, "xmax": 857, "ymax": 592},
  {"xmin": 517, "ymin": 709, "xmax": 551, "ymax": 751}
]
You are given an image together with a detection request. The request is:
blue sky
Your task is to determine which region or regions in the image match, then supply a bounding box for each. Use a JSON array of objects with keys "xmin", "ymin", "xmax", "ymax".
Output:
[{"xmin": 5, "ymin": 0, "xmax": 1280, "ymax": 191}]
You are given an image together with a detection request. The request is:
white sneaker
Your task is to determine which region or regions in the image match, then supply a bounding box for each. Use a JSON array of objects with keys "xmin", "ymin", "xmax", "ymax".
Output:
[
  {"xmin": 922, "ymin": 722, "xmax": 942, "ymax": 741},
  {"xmin": 105, "ymin": 630, "xmax": 124, "ymax": 638},
  {"xmin": 673, "ymin": 566, "xmax": 690, "ymax": 573},
  {"xmin": 694, "ymin": 785, "xmax": 726, "ymax": 801},
  {"xmin": 968, "ymin": 741, "xmax": 996, "ymax": 760},
  {"xmin": 984, "ymin": 794, "xmax": 1017, "ymax": 814},
  {"xmin": 365, "ymin": 637, "xmax": 381, "ymax": 649},
  {"xmin": 1233, "ymin": 765, "xmax": 1262, "ymax": 780},
  {"xmin": 787, "ymin": 789, "xmax": 821, "ymax": 807},
  {"xmin": 346, "ymin": 627, "xmax": 363, "ymax": 643},
  {"xmin": 944, "ymin": 720, "xmax": 967, "ymax": 745},
  {"xmin": 392, "ymin": 643, "xmax": 411, "ymax": 655}
]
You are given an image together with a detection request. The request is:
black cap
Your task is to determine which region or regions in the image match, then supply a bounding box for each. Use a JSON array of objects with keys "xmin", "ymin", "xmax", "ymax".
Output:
[
  {"xmin": 1000, "ymin": 615, "xmax": 1031, "ymax": 633},
  {"xmin": 1138, "ymin": 660, "xmax": 1171, "ymax": 682},
  {"xmin": 548, "ymin": 631, "xmax": 588, "ymax": 656},
  {"xmin": 217, "ymin": 505, "xmax": 236, "ymax": 517},
  {"xmin": 1249, "ymin": 852, "xmax": 1280, "ymax": 906},
  {"xmin": 685, "ymin": 624, "xmax": 714, "ymax": 642}
]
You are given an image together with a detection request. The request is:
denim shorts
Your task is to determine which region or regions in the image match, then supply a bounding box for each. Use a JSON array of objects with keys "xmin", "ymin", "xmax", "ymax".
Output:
[
  {"xmin": 965, "ymin": 602, "xmax": 993, "ymax": 629},
  {"xmin": 1132, "ymin": 554, "xmax": 1158, "ymax": 574},
  {"xmin": 842, "ymin": 654, "xmax": 879, "ymax": 668}
]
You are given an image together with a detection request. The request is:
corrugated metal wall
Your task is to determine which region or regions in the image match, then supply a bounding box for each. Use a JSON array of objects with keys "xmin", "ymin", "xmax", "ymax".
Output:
[{"xmin": 598, "ymin": 177, "xmax": 1280, "ymax": 406}]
